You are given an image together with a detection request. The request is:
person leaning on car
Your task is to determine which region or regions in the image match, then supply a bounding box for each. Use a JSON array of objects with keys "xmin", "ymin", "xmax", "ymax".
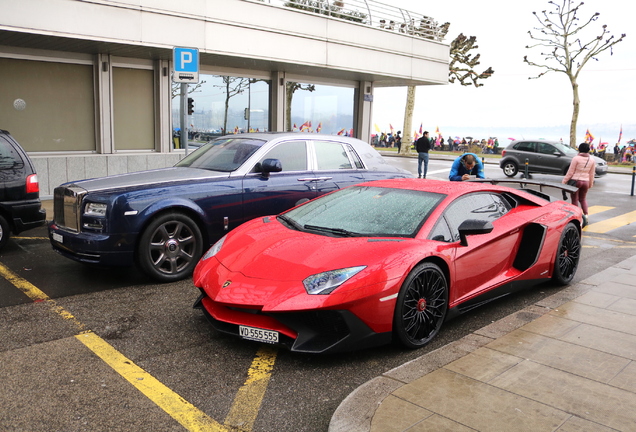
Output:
[{"xmin": 449, "ymin": 153, "xmax": 485, "ymax": 181}]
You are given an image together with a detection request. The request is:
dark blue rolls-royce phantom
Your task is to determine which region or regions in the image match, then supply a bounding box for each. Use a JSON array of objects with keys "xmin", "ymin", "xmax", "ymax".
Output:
[{"xmin": 49, "ymin": 133, "xmax": 412, "ymax": 282}]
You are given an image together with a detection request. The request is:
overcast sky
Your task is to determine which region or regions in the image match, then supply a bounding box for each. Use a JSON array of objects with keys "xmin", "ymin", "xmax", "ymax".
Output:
[{"xmin": 372, "ymin": 0, "xmax": 635, "ymax": 144}]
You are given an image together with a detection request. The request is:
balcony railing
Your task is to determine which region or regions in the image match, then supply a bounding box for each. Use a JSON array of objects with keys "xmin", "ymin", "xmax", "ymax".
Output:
[{"xmin": 246, "ymin": 0, "xmax": 449, "ymax": 41}]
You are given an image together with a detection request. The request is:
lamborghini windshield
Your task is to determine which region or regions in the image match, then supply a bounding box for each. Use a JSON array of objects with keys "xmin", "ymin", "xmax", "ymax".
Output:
[{"xmin": 281, "ymin": 186, "xmax": 445, "ymax": 237}]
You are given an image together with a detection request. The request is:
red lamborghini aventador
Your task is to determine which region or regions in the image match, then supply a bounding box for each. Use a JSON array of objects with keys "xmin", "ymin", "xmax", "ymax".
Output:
[{"xmin": 193, "ymin": 178, "xmax": 582, "ymax": 353}]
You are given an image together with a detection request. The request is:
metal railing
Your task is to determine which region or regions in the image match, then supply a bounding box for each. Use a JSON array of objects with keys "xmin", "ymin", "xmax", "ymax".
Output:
[{"xmin": 246, "ymin": 0, "xmax": 449, "ymax": 41}]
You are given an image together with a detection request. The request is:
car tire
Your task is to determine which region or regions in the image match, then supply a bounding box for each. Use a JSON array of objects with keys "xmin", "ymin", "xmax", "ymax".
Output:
[
  {"xmin": 393, "ymin": 262, "xmax": 448, "ymax": 349},
  {"xmin": 502, "ymin": 160, "xmax": 518, "ymax": 177},
  {"xmin": 552, "ymin": 222, "xmax": 580, "ymax": 285},
  {"xmin": 137, "ymin": 212, "xmax": 203, "ymax": 282},
  {"xmin": 0, "ymin": 215, "xmax": 10, "ymax": 250}
]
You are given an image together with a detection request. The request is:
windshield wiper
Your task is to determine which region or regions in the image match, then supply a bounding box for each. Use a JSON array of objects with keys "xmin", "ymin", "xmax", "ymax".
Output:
[
  {"xmin": 303, "ymin": 224, "xmax": 359, "ymax": 237},
  {"xmin": 277, "ymin": 214, "xmax": 303, "ymax": 231}
]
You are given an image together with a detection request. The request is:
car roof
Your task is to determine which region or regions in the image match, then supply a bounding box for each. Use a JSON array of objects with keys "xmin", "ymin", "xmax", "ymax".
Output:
[
  {"xmin": 214, "ymin": 132, "xmax": 369, "ymax": 145},
  {"xmin": 509, "ymin": 139, "xmax": 562, "ymax": 145}
]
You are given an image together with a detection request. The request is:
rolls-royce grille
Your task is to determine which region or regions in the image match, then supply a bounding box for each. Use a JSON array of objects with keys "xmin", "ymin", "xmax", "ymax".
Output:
[{"xmin": 53, "ymin": 186, "xmax": 86, "ymax": 232}]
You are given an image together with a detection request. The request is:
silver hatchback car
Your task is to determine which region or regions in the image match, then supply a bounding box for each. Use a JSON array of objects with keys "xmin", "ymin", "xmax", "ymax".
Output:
[{"xmin": 500, "ymin": 139, "xmax": 608, "ymax": 178}]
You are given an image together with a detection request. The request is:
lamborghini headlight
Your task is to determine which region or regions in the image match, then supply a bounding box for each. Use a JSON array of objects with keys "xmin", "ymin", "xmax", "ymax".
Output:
[
  {"xmin": 303, "ymin": 266, "xmax": 366, "ymax": 295},
  {"xmin": 201, "ymin": 235, "xmax": 226, "ymax": 260}
]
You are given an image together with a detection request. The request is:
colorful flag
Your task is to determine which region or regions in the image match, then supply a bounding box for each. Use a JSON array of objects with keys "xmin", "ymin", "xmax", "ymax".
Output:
[
  {"xmin": 349, "ymin": 128, "xmax": 354, "ymax": 137},
  {"xmin": 389, "ymin": 124, "xmax": 394, "ymax": 134},
  {"xmin": 337, "ymin": 128, "xmax": 345, "ymax": 136},
  {"xmin": 435, "ymin": 126, "xmax": 440, "ymax": 136},
  {"xmin": 316, "ymin": 122, "xmax": 322, "ymax": 133},
  {"xmin": 413, "ymin": 130, "xmax": 420, "ymax": 140},
  {"xmin": 419, "ymin": 123, "xmax": 423, "ymax": 135},
  {"xmin": 585, "ymin": 129, "xmax": 594, "ymax": 143},
  {"xmin": 618, "ymin": 125, "xmax": 623, "ymax": 144},
  {"xmin": 374, "ymin": 123, "xmax": 381, "ymax": 133}
]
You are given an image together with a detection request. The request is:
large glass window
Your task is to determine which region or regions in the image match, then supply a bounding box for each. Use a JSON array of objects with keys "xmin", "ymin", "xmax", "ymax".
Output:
[
  {"xmin": 113, "ymin": 67, "xmax": 155, "ymax": 151},
  {"xmin": 172, "ymin": 74, "xmax": 271, "ymax": 146},
  {"xmin": 0, "ymin": 58, "xmax": 95, "ymax": 152},
  {"xmin": 286, "ymin": 82, "xmax": 354, "ymax": 136}
]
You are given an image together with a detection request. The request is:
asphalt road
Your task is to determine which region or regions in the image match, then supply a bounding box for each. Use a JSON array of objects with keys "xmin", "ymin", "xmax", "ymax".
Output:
[{"xmin": 0, "ymin": 158, "xmax": 634, "ymax": 432}]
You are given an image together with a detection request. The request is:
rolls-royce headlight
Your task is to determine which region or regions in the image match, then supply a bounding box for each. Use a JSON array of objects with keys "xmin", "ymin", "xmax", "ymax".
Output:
[
  {"xmin": 84, "ymin": 202, "xmax": 107, "ymax": 217},
  {"xmin": 303, "ymin": 266, "xmax": 366, "ymax": 295}
]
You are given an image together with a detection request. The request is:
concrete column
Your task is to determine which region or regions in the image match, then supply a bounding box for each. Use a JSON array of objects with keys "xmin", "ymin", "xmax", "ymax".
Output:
[
  {"xmin": 95, "ymin": 53, "xmax": 113, "ymax": 154},
  {"xmin": 356, "ymin": 81, "xmax": 373, "ymax": 144},
  {"xmin": 270, "ymin": 71, "xmax": 286, "ymax": 132}
]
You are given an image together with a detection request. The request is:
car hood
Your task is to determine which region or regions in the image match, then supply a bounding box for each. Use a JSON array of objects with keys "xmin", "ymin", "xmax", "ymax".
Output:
[
  {"xmin": 195, "ymin": 219, "xmax": 418, "ymax": 309},
  {"xmin": 216, "ymin": 219, "xmax": 413, "ymax": 282},
  {"xmin": 64, "ymin": 167, "xmax": 229, "ymax": 193}
]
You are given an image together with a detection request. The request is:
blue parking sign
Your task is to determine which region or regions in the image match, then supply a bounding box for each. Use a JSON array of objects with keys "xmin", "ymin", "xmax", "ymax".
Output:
[{"xmin": 173, "ymin": 47, "xmax": 199, "ymax": 83}]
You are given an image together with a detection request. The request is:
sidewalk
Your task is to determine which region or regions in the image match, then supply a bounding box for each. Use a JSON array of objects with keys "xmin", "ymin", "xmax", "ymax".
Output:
[
  {"xmin": 379, "ymin": 150, "xmax": 635, "ymax": 175},
  {"xmin": 330, "ymin": 254, "xmax": 636, "ymax": 432}
]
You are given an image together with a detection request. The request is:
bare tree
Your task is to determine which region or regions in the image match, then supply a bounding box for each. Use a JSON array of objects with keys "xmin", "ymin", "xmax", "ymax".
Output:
[
  {"xmin": 524, "ymin": 0, "xmax": 625, "ymax": 147},
  {"xmin": 214, "ymin": 77, "xmax": 250, "ymax": 134},
  {"xmin": 285, "ymin": 82, "xmax": 316, "ymax": 131},
  {"xmin": 400, "ymin": 31, "xmax": 494, "ymax": 154},
  {"xmin": 449, "ymin": 34, "xmax": 495, "ymax": 87}
]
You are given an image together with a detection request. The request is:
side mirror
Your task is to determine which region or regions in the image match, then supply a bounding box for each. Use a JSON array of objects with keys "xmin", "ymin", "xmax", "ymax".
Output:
[
  {"xmin": 553, "ymin": 152, "xmax": 562, "ymax": 157},
  {"xmin": 260, "ymin": 158, "xmax": 282, "ymax": 177},
  {"xmin": 457, "ymin": 219, "xmax": 494, "ymax": 246}
]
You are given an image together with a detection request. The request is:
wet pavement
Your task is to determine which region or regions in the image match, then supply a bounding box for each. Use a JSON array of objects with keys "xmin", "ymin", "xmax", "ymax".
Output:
[{"xmin": 330, "ymin": 254, "xmax": 636, "ymax": 432}]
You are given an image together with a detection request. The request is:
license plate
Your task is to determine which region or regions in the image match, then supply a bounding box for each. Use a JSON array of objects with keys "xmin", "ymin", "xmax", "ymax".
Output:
[
  {"xmin": 52, "ymin": 232, "xmax": 63, "ymax": 243},
  {"xmin": 239, "ymin": 325, "xmax": 279, "ymax": 343}
]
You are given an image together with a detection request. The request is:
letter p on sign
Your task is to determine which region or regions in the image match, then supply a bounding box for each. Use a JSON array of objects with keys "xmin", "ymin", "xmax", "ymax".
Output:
[{"xmin": 172, "ymin": 47, "xmax": 199, "ymax": 83}]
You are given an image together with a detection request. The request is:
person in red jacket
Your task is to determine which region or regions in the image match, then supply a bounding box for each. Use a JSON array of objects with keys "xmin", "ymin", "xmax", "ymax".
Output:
[{"xmin": 562, "ymin": 142, "xmax": 596, "ymax": 228}]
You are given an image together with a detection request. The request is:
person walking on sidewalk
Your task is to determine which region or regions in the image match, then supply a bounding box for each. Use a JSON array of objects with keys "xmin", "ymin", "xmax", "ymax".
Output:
[
  {"xmin": 415, "ymin": 131, "xmax": 432, "ymax": 178},
  {"xmin": 562, "ymin": 142, "xmax": 596, "ymax": 228}
]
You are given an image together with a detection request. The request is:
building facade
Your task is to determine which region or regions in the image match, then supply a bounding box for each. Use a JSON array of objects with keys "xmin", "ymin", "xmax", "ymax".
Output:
[{"xmin": 0, "ymin": 0, "xmax": 449, "ymax": 197}]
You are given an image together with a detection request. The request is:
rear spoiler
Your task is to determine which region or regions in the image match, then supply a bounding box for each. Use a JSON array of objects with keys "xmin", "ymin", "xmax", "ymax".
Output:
[{"xmin": 469, "ymin": 178, "xmax": 578, "ymax": 201}]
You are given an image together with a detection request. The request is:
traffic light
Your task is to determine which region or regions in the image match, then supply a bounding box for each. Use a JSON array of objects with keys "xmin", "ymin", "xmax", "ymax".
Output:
[{"xmin": 187, "ymin": 97, "xmax": 194, "ymax": 115}]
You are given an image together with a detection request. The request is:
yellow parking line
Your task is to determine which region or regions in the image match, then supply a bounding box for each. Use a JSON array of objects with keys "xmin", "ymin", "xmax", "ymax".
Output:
[
  {"xmin": 586, "ymin": 206, "xmax": 614, "ymax": 216},
  {"xmin": 76, "ymin": 332, "xmax": 227, "ymax": 432},
  {"xmin": 224, "ymin": 345, "xmax": 278, "ymax": 431},
  {"xmin": 12, "ymin": 236, "xmax": 49, "ymax": 240},
  {"xmin": 0, "ymin": 263, "xmax": 225, "ymax": 432},
  {"xmin": 585, "ymin": 210, "xmax": 636, "ymax": 234}
]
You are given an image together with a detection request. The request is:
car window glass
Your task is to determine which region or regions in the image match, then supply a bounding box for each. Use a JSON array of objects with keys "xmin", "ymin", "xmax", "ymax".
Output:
[
  {"xmin": 553, "ymin": 142, "xmax": 578, "ymax": 156},
  {"xmin": 429, "ymin": 217, "xmax": 453, "ymax": 242},
  {"xmin": 284, "ymin": 186, "xmax": 445, "ymax": 237},
  {"xmin": 314, "ymin": 141, "xmax": 353, "ymax": 170},
  {"xmin": 538, "ymin": 143, "xmax": 557, "ymax": 155},
  {"xmin": 175, "ymin": 138, "xmax": 265, "ymax": 172},
  {"xmin": 442, "ymin": 193, "xmax": 511, "ymax": 242},
  {"xmin": 514, "ymin": 142, "xmax": 536, "ymax": 152},
  {"xmin": 344, "ymin": 144, "xmax": 364, "ymax": 169},
  {"xmin": 253, "ymin": 140, "xmax": 307, "ymax": 172},
  {"xmin": 0, "ymin": 135, "xmax": 22, "ymax": 170}
]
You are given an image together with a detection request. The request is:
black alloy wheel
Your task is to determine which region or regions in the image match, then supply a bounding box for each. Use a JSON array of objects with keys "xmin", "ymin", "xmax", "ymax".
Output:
[
  {"xmin": 137, "ymin": 212, "xmax": 203, "ymax": 282},
  {"xmin": 393, "ymin": 262, "xmax": 448, "ymax": 349},
  {"xmin": 552, "ymin": 222, "xmax": 580, "ymax": 285}
]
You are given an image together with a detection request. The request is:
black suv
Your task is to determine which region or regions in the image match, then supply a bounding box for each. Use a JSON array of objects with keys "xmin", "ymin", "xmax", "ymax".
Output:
[{"xmin": 0, "ymin": 130, "xmax": 46, "ymax": 250}]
